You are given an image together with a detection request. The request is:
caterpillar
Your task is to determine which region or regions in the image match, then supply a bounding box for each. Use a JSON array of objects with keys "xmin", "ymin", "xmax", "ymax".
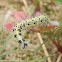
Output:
[{"xmin": 13, "ymin": 14, "xmax": 49, "ymax": 49}]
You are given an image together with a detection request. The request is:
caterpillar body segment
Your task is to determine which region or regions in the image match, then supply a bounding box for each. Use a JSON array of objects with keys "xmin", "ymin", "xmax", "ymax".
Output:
[{"xmin": 13, "ymin": 14, "xmax": 49, "ymax": 49}]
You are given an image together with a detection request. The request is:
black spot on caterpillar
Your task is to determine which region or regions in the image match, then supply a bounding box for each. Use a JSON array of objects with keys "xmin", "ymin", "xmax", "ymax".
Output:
[
  {"xmin": 18, "ymin": 29, "xmax": 21, "ymax": 32},
  {"xmin": 18, "ymin": 40, "xmax": 22, "ymax": 43},
  {"xmin": 13, "ymin": 14, "xmax": 49, "ymax": 49},
  {"xmin": 14, "ymin": 34, "xmax": 17, "ymax": 38}
]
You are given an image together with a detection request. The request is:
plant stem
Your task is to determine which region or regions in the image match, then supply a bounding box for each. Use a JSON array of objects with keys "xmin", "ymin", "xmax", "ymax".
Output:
[
  {"xmin": 50, "ymin": 37, "xmax": 62, "ymax": 53},
  {"xmin": 37, "ymin": 33, "xmax": 52, "ymax": 62},
  {"xmin": 22, "ymin": 0, "xmax": 30, "ymax": 15},
  {"xmin": 32, "ymin": 0, "xmax": 40, "ymax": 11},
  {"xmin": 56, "ymin": 53, "xmax": 62, "ymax": 62},
  {"xmin": 27, "ymin": 37, "xmax": 48, "ymax": 61}
]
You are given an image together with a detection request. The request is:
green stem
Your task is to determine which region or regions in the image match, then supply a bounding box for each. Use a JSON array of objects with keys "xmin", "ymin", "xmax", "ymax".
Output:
[{"xmin": 27, "ymin": 37, "xmax": 48, "ymax": 61}]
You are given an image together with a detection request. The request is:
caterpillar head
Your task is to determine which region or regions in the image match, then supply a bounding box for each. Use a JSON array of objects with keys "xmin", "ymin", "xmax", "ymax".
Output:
[{"xmin": 21, "ymin": 42, "xmax": 28, "ymax": 49}]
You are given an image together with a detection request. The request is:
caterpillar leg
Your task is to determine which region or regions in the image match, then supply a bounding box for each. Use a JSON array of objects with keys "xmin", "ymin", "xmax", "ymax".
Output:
[{"xmin": 21, "ymin": 42, "xmax": 28, "ymax": 49}]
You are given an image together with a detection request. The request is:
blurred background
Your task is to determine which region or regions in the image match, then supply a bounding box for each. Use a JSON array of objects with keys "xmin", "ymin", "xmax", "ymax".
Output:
[{"xmin": 0, "ymin": 0, "xmax": 62, "ymax": 62}]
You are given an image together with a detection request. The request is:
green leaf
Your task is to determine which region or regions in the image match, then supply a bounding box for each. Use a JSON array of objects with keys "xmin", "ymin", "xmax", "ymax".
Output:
[
  {"xmin": 27, "ymin": 37, "xmax": 49, "ymax": 61},
  {"xmin": 26, "ymin": 4, "xmax": 35, "ymax": 16},
  {"xmin": 0, "ymin": 26, "xmax": 6, "ymax": 43},
  {"xmin": 0, "ymin": 35, "xmax": 12, "ymax": 53},
  {"xmin": 0, "ymin": 44, "xmax": 17, "ymax": 57},
  {"xmin": 31, "ymin": 54, "xmax": 53, "ymax": 62},
  {"xmin": 35, "ymin": 0, "xmax": 40, "ymax": 7},
  {"xmin": 53, "ymin": 24, "xmax": 62, "ymax": 41}
]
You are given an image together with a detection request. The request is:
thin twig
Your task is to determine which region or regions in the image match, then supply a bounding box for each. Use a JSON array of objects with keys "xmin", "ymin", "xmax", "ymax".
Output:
[
  {"xmin": 54, "ymin": 25, "xmax": 62, "ymax": 36},
  {"xmin": 37, "ymin": 33, "xmax": 52, "ymax": 62},
  {"xmin": 56, "ymin": 53, "xmax": 62, "ymax": 62},
  {"xmin": 22, "ymin": 0, "xmax": 30, "ymax": 15},
  {"xmin": 22, "ymin": 0, "xmax": 52, "ymax": 62},
  {"xmin": 32, "ymin": 0, "xmax": 40, "ymax": 11},
  {"xmin": 50, "ymin": 37, "xmax": 62, "ymax": 53}
]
